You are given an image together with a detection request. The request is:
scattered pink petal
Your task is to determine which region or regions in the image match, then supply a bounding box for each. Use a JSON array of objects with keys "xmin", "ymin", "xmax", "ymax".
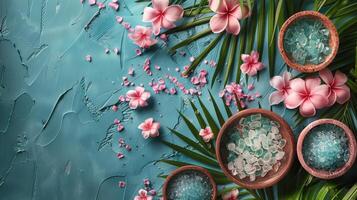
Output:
[
  {"xmin": 116, "ymin": 16, "xmax": 123, "ymax": 23},
  {"xmin": 149, "ymin": 189, "xmax": 156, "ymax": 196},
  {"xmin": 125, "ymin": 144, "xmax": 132, "ymax": 151},
  {"xmin": 138, "ymin": 118, "xmax": 160, "ymax": 139},
  {"xmin": 114, "ymin": 48, "xmax": 120, "ymax": 55},
  {"xmin": 89, "ymin": 0, "xmax": 96, "ymax": 6},
  {"xmin": 169, "ymin": 88, "xmax": 177, "ymax": 95},
  {"xmin": 118, "ymin": 181, "xmax": 126, "ymax": 188},
  {"xmin": 144, "ymin": 178, "xmax": 150, "ymax": 186},
  {"xmin": 175, "ymin": 67, "xmax": 180, "ymax": 72},
  {"xmin": 114, "ymin": 118, "xmax": 120, "ymax": 124},
  {"xmin": 154, "ymin": 65, "xmax": 161, "ymax": 70},
  {"xmin": 159, "ymin": 34, "xmax": 168, "ymax": 41},
  {"xmin": 108, "ymin": 2, "xmax": 119, "ymax": 11},
  {"xmin": 85, "ymin": 55, "xmax": 92, "ymax": 62},
  {"xmin": 97, "ymin": 2, "xmax": 105, "ymax": 9},
  {"xmin": 136, "ymin": 49, "xmax": 142, "ymax": 56},
  {"xmin": 189, "ymin": 56, "xmax": 195, "ymax": 62},
  {"xmin": 117, "ymin": 153, "xmax": 124, "ymax": 159},
  {"xmin": 117, "ymin": 124, "xmax": 124, "ymax": 132},
  {"xmin": 128, "ymin": 68, "xmax": 135, "ymax": 76},
  {"xmin": 112, "ymin": 105, "xmax": 118, "ymax": 112},
  {"xmin": 247, "ymin": 84, "xmax": 255, "ymax": 90}
]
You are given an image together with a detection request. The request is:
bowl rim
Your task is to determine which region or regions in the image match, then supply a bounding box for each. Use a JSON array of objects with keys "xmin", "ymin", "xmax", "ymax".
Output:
[
  {"xmin": 297, "ymin": 119, "xmax": 357, "ymax": 179},
  {"xmin": 162, "ymin": 165, "xmax": 217, "ymax": 200},
  {"xmin": 278, "ymin": 10, "xmax": 339, "ymax": 73},
  {"xmin": 215, "ymin": 108, "xmax": 295, "ymax": 189}
]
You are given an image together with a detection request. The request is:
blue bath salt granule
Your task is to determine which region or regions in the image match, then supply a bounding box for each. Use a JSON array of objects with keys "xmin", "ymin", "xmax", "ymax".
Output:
[
  {"xmin": 302, "ymin": 124, "xmax": 350, "ymax": 171},
  {"xmin": 283, "ymin": 18, "xmax": 331, "ymax": 65},
  {"xmin": 167, "ymin": 170, "xmax": 213, "ymax": 200}
]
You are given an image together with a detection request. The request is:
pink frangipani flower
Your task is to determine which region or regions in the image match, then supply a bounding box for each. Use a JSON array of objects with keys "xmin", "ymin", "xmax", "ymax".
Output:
[
  {"xmin": 240, "ymin": 51, "xmax": 264, "ymax": 76},
  {"xmin": 199, "ymin": 127, "xmax": 214, "ymax": 142},
  {"xmin": 222, "ymin": 189, "xmax": 239, "ymax": 200},
  {"xmin": 134, "ymin": 189, "xmax": 153, "ymax": 200},
  {"xmin": 138, "ymin": 118, "xmax": 160, "ymax": 139},
  {"xmin": 128, "ymin": 26, "xmax": 157, "ymax": 48},
  {"xmin": 143, "ymin": 0, "xmax": 184, "ymax": 35},
  {"xmin": 269, "ymin": 72, "xmax": 292, "ymax": 105},
  {"xmin": 285, "ymin": 78, "xmax": 329, "ymax": 117},
  {"xmin": 209, "ymin": 0, "xmax": 250, "ymax": 35},
  {"xmin": 319, "ymin": 69, "xmax": 350, "ymax": 106},
  {"xmin": 126, "ymin": 86, "xmax": 151, "ymax": 109}
]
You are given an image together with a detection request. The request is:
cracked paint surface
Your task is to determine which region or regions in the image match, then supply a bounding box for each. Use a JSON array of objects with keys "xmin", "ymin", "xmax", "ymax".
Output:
[{"xmin": 0, "ymin": 0, "xmax": 297, "ymax": 199}]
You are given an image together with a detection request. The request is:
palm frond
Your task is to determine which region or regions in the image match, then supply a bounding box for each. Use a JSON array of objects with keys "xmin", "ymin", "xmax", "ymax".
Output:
[{"xmin": 211, "ymin": 34, "xmax": 232, "ymax": 86}]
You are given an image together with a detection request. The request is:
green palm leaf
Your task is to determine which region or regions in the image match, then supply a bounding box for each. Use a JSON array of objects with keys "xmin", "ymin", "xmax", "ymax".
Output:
[
  {"xmin": 208, "ymin": 90, "xmax": 226, "ymax": 126},
  {"xmin": 211, "ymin": 34, "xmax": 232, "ymax": 87},
  {"xmin": 197, "ymin": 97, "xmax": 220, "ymax": 136},
  {"xmin": 161, "ymin": 140, "xmax": 219, "ymax": 168}
]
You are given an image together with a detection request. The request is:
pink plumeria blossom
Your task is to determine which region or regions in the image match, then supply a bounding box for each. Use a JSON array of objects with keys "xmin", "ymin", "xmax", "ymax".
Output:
[
  {"xmin": 134, "ymin": 189, "xmax": 153, "ymax": 200},
  {"xmin": 108, "ymin": 1, "xmax": 119, "ymax": 11},
  {"xmin": 126, "ymin": 87, "xmax": 151, "ymax": 109},
  {"xmin": 142, "ymin": 0, "xmax": 184, "ymax": 35},
  {"xmin": 269, "ymin": 72, "xmax": 292, "ymax": 105},
  {"xmin": 128, "ymin": 26, "xmax": 157, "ymax": 48},
  {"xmin": 138, "ymin": 118, "xmax": 160, "ymax": 139},
  {"xmin": 240, "ymin": 51, "xmax": 264, "ymax": 76},
  {"xmin": 285, "ymin": 78, "xmax": 329, "ymax": 117},
  {"xmin": 222, "ymin": 189, "xmax": 239, "ymax": 200},
  {"xmin": 199, "ymin": 127, "xmax": 214, "ymax": 142},
  {"xmin": 319, "ymin": 69, "xmax": 350, "ymax": 106},
  {"xmin": 209, "ymin": 0, "xmax": 250, "ymax": 35}
]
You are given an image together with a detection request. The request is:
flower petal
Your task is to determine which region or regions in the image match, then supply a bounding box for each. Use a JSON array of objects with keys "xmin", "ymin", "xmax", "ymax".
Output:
[
  {"xmin": 226, "ymin": 16, "xmax": 240, "ymax": 35},
  {"xmin": 327, "ymin": 91, "xmax": 337, "ymax": 106},
  {"xmin": 161, "ymin": 17, "xmax": 175, "ymax": 29},
  {"xmin": 269, "ymin": 91, "xmax": 285, "ymax": 105},
  {"xmin": 270, "ymin": 75, "xmax": 284, "ymax": 90},
  {"xmin": 251, "ymin": 51, "xmax": 260, "ymax": 62},
  {"xmin": 164, "ymin": 5, "xmax": 184, "ymax": 21},
  {"xmin": 209, "ymin": 0, "xmax": 227, "ymax": 13},
  {"xmin": 335, "ymin": 85, "xmax": 351, "ymax": 104},
  {"xmin": 311, "ymin": 84, "xmax": 329, "ymax": 97},
  {"xmin": 240, "ymin": 63, "xmax": 249, "ymax": 74},
  {"xmin": 282, "ymin": 71, "xmax": 291, "ymax": 85},
  {"xmin": 319, "ymin": 68, "xmax": 333, "ymax": 85},
  {"xmin": 290, "ymin": 78, "xmax": 306, "ymax": 94},
  {"xmin": 143, "ymin": 7, "xmax": 160, "ymax": 22},
  {"xmin": 241, "ymin": 54, "xmax": 250, "ymax": 63},
  {"xmin": 152, "ymin": 18, "xmax": 162, "ymax": 35},
  {"xmin": 300, "ymin": 100, "xmax": 316, "ymax": 117},
  {"xmin": 305, "ymin": 77, "xmax": 321, "ymax": 92},
  {"xmin": 152, "ymin": 0, "xmax": 169, "ymax": 11},
  {"xmin": 209, "ymin": 14, "xmax": 228, "ymax": 33},
  {"xmin": 129, "ymin": 100, "xmax": 139, "ymax": 109},
  {"xmin": 334, "ymin": 71, "xmax": 348, "ymax": 86},
  {"xmin": 285, "ymin": 92, "xmax": 304, "ymax": 109},
  {"xmin": 309, "ymin": 94, "xmax": 328, "ymax": 109}
]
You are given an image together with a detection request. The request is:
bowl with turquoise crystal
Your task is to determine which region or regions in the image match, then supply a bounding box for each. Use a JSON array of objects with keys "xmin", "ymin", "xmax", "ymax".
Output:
[
  {"xmin": 216, "ymin": 109, "xmax": 295, "ymax": 189},
  {"xmin": 297, "ymin": 119, "xmax": 357, "ymax": 179},
  {"xmin": 162, "ymin": 165, "xmax": 217, "ymax": 200},
  {"xmin": 278, "ymin": 11, "xmax": 339, "ymax": 73}
]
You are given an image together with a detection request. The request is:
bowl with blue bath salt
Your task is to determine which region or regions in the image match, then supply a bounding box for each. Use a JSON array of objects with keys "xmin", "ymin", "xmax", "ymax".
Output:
[
  {"xmin": 297, "ymin": 119, "xmax": 357, "ymax": 179},
  {"xmin": 162, "ymin": 165, "xmax": 217, "ymax": 200},
  {"xmin": 278, "ymin": 11, "xmax": 339, "ymax": 73}
]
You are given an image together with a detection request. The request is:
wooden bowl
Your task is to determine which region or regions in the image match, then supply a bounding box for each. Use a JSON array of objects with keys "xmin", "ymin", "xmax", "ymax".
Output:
[
  {"xmin": 216, "ymin": 108, "xmax": 295, "ymax": 189},
  {"xmin": 297, "ymin": 119, "xmax": 357, "ymax": 179},
  {"xmin": 162, "ymin": 165, "xmax": 217, "ymax": 200},
  {"xmin": 278, "ymin": 11, "xmax": 339, "ymax": 73}
]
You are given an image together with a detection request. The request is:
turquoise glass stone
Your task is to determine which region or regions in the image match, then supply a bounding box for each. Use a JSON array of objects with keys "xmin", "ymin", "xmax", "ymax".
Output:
[
  {"xmin": 167, "ymin": 170, "xmax": 213, "ymax": 200},
  {"xmin": 302, "ymin": 124, "xmax": 350, "ymax": 171},
  {"xmin": 283, "ymin": 18, "xmax": 331, "ymax": 65}
]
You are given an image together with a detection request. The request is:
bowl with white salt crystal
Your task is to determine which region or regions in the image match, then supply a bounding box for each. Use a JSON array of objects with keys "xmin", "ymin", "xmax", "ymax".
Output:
[
  {"xmin": 297, "ymin": 119, "xmax": 357, "ymax": 179},
  {"xmin": 216, "ymin": 108, "xmax": 295, "ymax": 189},
  {"xmin": 278, "ymin": 11, "xmax": 339, "ymax": 73}
]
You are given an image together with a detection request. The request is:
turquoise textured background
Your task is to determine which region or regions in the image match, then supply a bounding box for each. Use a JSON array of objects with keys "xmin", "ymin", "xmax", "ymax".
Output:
[{"xmin": 1, "ymin": 0, "xmax": 355, "ymax": 199}]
